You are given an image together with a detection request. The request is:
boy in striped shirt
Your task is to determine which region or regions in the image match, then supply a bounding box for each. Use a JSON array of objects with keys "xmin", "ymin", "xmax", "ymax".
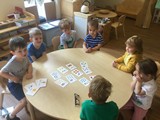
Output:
[{"xmin": 83, "ymin": 19, "xmax": 103, "ymax": 53}]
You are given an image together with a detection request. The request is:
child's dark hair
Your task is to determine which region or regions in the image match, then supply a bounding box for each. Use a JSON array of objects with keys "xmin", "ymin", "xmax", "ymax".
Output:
[
  {"xmin": 9, "ymin": 36, "xmax": 27, "ymax": 51},
  {"xmin": 89, "ymin": 75, "xmax": 112, "ymax": 104},
  {"xmin": 88, "ymin": 19, "xmax": 99, "ymax": 30},
  {"xmin": 59, "ymin": 18, "xmax": 71, "ymax": 30},
  {"xmin": 138, "ymin": 58, "xmax": 158, "ymax": 80}
]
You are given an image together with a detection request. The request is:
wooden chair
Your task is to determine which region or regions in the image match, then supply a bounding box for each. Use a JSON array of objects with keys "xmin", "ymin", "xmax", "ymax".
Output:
[
  {"xmin": 52, "ymin": 36, "xmax": 60, "ymax": 51},
  {"xmin": 0, "ymin": 61, "xmax": 30, "ymax": 117},
  {"xmin": 0, "ymin": 61, "xmax": 11, "ymax": 116},
  {"xmin": 111, "ymin": 15, "xmax": 126, "ymax": 39}
]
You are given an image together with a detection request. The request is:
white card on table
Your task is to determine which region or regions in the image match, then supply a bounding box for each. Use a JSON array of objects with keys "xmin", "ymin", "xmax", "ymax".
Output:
[
  {"xmin": 36, "ymin": 78, "xmax": 47, "ymax": 88},
  {"xmin": 89, "ymin": 75, "xmax": 96, "ymax": 80},
  {"xmin": 79, "ymin": 77, "xmax": 90, "ymax": 86},
  {"xmin": 82, "ymin": 67, "xmax": 92, "ymax": 75},
  {"xmin": 66, "ymin": 74, "xmax": 77, "ymax": 83},
  {"xmin": 80, "ymin": 61, "xmax": 88, "ymax": 68},
  {"xmin": 57, "ymin": 66, "xmax": 68, "ymax": 74},
  {"xmin": 66, "ymin": 63, "xmax": 76, "ymax": 70},
  {"xmin": 24, "ymin": 82, "xmax": 40, "ymax": 96},
  {"xmin": 55, "ymin": 79, "xmax": 68, "ymax": 87},
  {"xmin": 50, "ymin": 71, "xmax": 61, "ymax": 80},
  {"xmin": 72, "ymin": 69, "xmax": 83, "ymax": 77}
]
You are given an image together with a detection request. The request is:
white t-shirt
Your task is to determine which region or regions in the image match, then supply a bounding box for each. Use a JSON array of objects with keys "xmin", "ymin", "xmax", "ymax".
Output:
[{"xmin": 132, "ymin": 79, "xmax": 157, "ymax": 110}]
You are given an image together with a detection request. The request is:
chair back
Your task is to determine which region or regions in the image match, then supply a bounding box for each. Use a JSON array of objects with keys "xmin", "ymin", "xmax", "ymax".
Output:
[
  {"xmin": 0, "ymin": 61, "xmax": 8, "ymax": 91},
  {"xmin": 118, "ymin": 15, "xmax": 126, "ymax": 26},
  {"xmin": 52, "ymin": 36, "xmax": 60, "ymax": 51}
]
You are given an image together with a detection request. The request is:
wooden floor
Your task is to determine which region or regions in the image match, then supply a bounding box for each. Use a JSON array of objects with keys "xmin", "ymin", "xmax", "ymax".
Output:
[{"xmin": 0, "ymin": 18, "xmax": 160, "ymax": 120}]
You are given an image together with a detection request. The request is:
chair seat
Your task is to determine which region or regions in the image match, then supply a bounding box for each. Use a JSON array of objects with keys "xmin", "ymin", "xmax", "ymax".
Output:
[{"xmin": 111, "ymin": 22, "xmax": 123, "ymax": 28}]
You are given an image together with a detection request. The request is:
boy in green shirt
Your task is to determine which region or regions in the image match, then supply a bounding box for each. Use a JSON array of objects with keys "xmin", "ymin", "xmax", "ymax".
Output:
[{"xmin": 80, "ymin": 75, "xmax": 118, "ymax": 120}]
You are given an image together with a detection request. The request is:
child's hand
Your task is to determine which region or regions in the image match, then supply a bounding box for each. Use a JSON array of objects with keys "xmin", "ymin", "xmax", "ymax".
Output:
[
  {"xmin": 12, "ymin": 76, "xmax": 20, "ymax": 83},
  {"xmin": 112, "ymin": 61, "xmax": 118, "ymax": 67},
  {"xmin": 25, "ymin": 73, "xmax": 33, "ymax": 79}
]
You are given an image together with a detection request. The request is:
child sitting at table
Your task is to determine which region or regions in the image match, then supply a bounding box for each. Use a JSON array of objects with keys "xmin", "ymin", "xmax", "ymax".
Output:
[
  {"xmin": 83, "ymin": 19, "xmax": 103, "ymax": 53},
  {"xmin": 120, "ymin": 58, "xmax": 158, "ymax": 120},
  {"xmin": 58, "ymin": 18, "xmax": 78, "ymax": 49},
  {"xmin": 0, "ymin": 37, "xmax": 33, "ymax": 120},
  {"xmin": 112, "ymin": 35, "xmax": 143, "ymax": 73},
  {"xmin": 80, "ymin": 75, "xmax": 118, "ymax": 120},
  {"xmin": 27, "ymin": 27, "xmax": 46, "ymax": 63}
]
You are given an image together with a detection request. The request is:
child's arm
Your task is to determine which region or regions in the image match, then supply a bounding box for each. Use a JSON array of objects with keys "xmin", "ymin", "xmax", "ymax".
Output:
[
  {"xmin": 115, "ymin": 56, "xmax": 136, "ymax": 73},
  {"xmin": 63, "ymin": 43, "xmax": 68, "ymax": 49},
  {"xmin": 0, "ymin": 71, "xmax": 19, "ymax": 83},
  {"xmin": 25, "ymin": 63, "xmax": 33, "ymax": 79},
  {"xmin": 30, "ymin": 56, "xmax": 37, "ymax": 62},
  {"xmin": 83, "ymin": 42, "xmax": 89, "ymax": 53},
  {"xmin": 91, "ymin": 44, "xmax": 102, "ymax": 52},
  {"xmin": 134, "ymin": 81, "xmax": 145, "ymax": 95},
  {"xmin": 73, "ymin": 40, "xmax": 78, "ymax": 48}
]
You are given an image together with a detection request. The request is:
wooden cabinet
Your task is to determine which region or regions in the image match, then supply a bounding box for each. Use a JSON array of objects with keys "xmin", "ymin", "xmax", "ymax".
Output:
[{"xmin": 0, "ymin": 11, "xmax": 36, "ymax": 59}]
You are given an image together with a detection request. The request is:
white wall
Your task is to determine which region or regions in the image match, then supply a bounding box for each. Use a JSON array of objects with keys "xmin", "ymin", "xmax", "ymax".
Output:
[{"xmin": 0, "ymin": 0, "xmax": 25, "ymax": 21}]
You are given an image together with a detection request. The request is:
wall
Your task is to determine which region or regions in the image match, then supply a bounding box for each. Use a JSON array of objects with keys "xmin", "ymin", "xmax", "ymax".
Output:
[
  {"xmin": 0, "ymin": 0, "xmax": 25, "ymax": 21},
  {"xmin": 94, "ymin": 0, "xmax": 124, "ymax": 9}
]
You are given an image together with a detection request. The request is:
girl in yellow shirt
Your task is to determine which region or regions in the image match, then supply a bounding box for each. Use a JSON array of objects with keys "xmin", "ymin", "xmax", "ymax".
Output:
[{"xmin": 112, "ymin": 35, "xmax": 143, "ymax": 73}]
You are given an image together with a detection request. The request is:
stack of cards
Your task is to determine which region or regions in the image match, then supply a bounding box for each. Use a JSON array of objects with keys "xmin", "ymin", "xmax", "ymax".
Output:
[
  {"xmin": 24, "ymin": 78, "xmax": 47, "ymax": 96},
  {"xmin": 80, "ymin": 61, "xmax": 92, "ymax": 75}
]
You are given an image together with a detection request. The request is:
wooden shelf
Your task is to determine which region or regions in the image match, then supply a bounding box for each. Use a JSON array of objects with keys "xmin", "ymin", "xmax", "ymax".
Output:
[{"xmin": 0, "ymin": 11, "xmax": 36, "ymax": 59}]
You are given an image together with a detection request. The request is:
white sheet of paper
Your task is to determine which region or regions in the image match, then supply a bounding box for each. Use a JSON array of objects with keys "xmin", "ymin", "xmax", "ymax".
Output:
[{"xmin": 66, "ymin": 74, "xmax": 77, "ymax": 83}]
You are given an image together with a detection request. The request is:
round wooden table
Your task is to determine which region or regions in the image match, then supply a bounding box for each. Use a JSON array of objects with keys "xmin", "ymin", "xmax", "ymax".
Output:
[
  {"xmin": 23, "ymin": 48, "xmax": 132, "ymax": 120},
  {"xmin": 91, "ymin": 9, "xmax": 117, "ymax": 19}
]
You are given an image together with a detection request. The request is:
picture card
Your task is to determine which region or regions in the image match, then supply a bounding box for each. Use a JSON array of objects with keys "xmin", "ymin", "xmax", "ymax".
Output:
[
  {"xmin": 66, "ymin": 63, "xmax": 76, "ymax": 70},
  {"xmin": 79, "ymin": 77, "xmax": 90, "ymax": 86},
  {"xmin": 66, "ymin": 74, "xmax": 77, "ymax": 83},
  {"xmin": 55, "ymin": 79, "xmax": 68, "ymax": 88},
  {"xmin": 57, "ymin": 66, "xmax": 68, "ymax": 74},
  {"xmin": 80, "ymin": 61, "xmax": 88, "ymax": 68},
  {"xmin": 36, "ymin": 78, "xmax": 47, "ymax": 88},
  {"xmin": 89, "ymin": 75, "xmax": 96, "ymax": 80},
  {"xmin": 50, "ymin": 71, "xmax": 61, "ymax": 80},
  {"xmin": 72, "ymin": 69, "xmax": 83, "ymax": 77},
  {"xmin": 24, "ymin": 82, "xmax": 40, "ymax": 96},
  {"xmin": 74, "ymin": 93, "xmax": 80, "ymax": 106},
  {"xmin": 82, "ymin": 67, "xmax": 92, "ymax": 75}
]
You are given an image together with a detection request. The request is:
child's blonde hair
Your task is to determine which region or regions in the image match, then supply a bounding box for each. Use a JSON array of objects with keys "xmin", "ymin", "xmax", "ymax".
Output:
[
  {"xmin": 125, "ymin": 35, "xmax": 143, "ymax": 54},
  {"xmin": 89, "ymin": 75, "xmax": 112, "ymax": 104},
  {"xmin": 29, "ymin": 27, "xmax": 42, "ymax": 38},
  {"xmin": 88, "ymin": 19, "xmax": 99, "ymax": 30},
  {"xmin": 59, "ymin": 18, "xmax": 71, "ymax": 30}
]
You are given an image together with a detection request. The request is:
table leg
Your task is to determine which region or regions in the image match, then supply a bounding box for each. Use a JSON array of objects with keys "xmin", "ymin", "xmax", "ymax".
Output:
[{"xmin": 28, "ymin": 102, "xmax": 36, "ymax": 120}]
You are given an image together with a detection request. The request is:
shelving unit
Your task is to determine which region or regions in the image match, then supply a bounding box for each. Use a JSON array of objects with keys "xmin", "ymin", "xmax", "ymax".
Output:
[{"xmin": 0, "ymin": 11, "xmax": 36, "ymax": 59}]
